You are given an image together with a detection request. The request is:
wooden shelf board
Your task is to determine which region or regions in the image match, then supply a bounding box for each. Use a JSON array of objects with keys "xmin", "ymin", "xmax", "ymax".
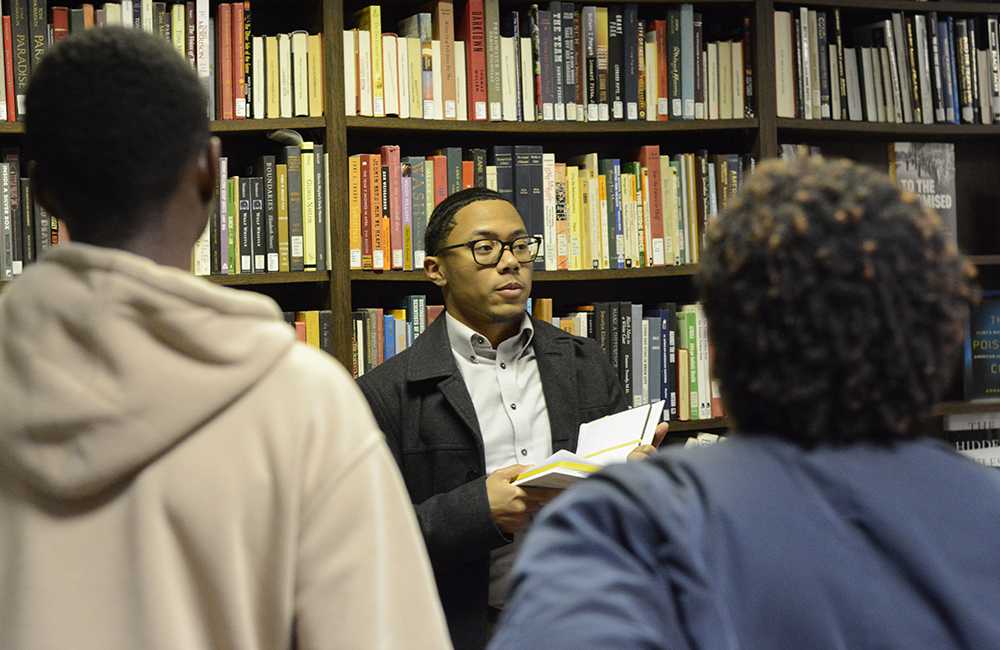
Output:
[
  {"xmin": 206, "ymin": 271, "xmax": 329, "ymax": 286},
  {"xmin": 346, "ymin": 116, "xmax": 757, "ymax": 136},
  {"xmin": 351, "ymin": 266, "xmax": 699, "ymax": 282},
  {"xmin": 778, "ymin": 118, "xmax": 1000, "ymax": 139},
  {"xmin": 669, "ymin": 417, "xmax": 731, "ymax": 433},
  {"xmin": 778, "ymin": 0, "xmax": 1000, "ymax": 14},
  {"xmin": 969, "ymin": 255, "xmax": 1000, "ymax": 267},
  {"xmin": 933, "ymin": 401, "xmax": 1000, "ymax": 417},
  {"xmin": 210, "ymin": 117, "xmax": 325, "ymax": 133},
  {"xmin": 0, "ymin": 122, "xmax": 23, "ymax": 135}
]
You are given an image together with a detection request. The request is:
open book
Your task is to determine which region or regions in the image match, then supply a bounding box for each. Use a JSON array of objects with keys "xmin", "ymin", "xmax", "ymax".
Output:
[{"xmin": 513, "ymin": 401, "xmax": 666, "ymax": 489}]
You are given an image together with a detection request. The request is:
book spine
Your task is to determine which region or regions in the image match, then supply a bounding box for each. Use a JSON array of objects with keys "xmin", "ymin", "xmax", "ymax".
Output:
[
  {"xmin": 693, "ymin": 12, "xmax": 704, "ymax": 120},
  {"xmin": 409, "ymin": 157, "xmax": 426, "ymax": 269},
  {"xmin": 313, "ymin": 144, "xmax": 326, "ymax": 271},
  {"xmin": 956, "ymin": 19, "xmax": 973, "ymax": 123},
  {"xmin": 3, "ymin": 152, "xmax": 20, "ymax": 273},
  {"xmin": 552, "ymin": 3, "xmax": 565, "ymax": 121},
  {"xmin": 595, "ymin": 7, "xmax": 609, "ymax": 121},
  {"xmin": 18, "ymin": 178, "xmax": 31, "ymax": 265},
  {"xmin": 402, "ymin": 165, "xmax": 413, "ymax": 271},
  {"xmin": 905, "ymin": 16, "xmax": 922, "ymax": 123},
  {"xmin": 608, "ymin": 7, "xmax": 623, "ymax": 120},
  {"xmin": 928, "ymin": 12, "xmax": 945, "ymax": 123},
  {"xmin": 484, "ymin": 0, "xmax": 501, "ymax": 120},
  {"xmin": 743, "ymin": 17, "xmax": 754, "ymax": 117},
  {"xmin": 638, "ymin": 19, "xmax": 648, "ymax": 121},
  {"xmin": 989, "ymin": 17, "xmax": 1000, "ymax": 122},
  {"xmin": 619, "ymin": 302, "xmax": 632, "ymax": 405},
  {"xmin": 250, "ymin": 176, "xmax": 265, "ymax": 272},
  {"xmin": 817, "ymin": 13, "xmax": 830, "ymax": 118},
  {"xmin": 359, "ymin": 155, "xmax": 373, "ymax": 269},
  {"xmin": 563, "ymin": 3, "xmax": 577, "ymax": 121},
  {"xmin": 284, "ymin": 146, "xmax": 304, "ymax": 271},
  {"xmin": 680, "ymin": 4, "xmax": 694, "ymax": 119},
  {"xmin": 538, "ymin": 9, "xmax": 554, "ymax": 121},
  {"xmin": 968, "ymin": 18, "xmax": 981, "ymax": 124},
  {"xmin": 915, "ymin": 15, "xmax": 934, "ymax": 124},
  {"xmin": 236, "ymin": 177, "xmax": 250, "ymax": 272},
  {"xmin": 668, "ymin": 10, "xmax": 681, "ymax": 118},
  {"xmin": 380, "ymin": 145, "xmax": 402, "ymax": 269},
  {"xmin": 624, "ymin": 4, "xmax": 638, "ymax": 120},
  {"xmin": 435, "ymin": 0, "xmax": 456, "ymax": 119},
  {"xmin": 464, "ymin": 0, "xmax": 487, "ymax": 120},
  {"xmin": 584, "ymin": 7, "xmax": 598, "ymax": 121},
  {"xmin": 0, "ymin": 164, "xmax": 10, "ymax": 280}
]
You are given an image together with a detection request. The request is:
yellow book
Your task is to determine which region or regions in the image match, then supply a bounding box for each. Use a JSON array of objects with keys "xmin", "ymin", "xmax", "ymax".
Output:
[
  {"xmin": 296, "ymin": 310, "xmax": 320, "ymax": 349},
  {"xmin": 567, "ymin": 165, "xmax": 581, "ymax": 271},
  {"xmin": 355, "ymin": 5, "xmax": 383, "ymax": 116},
  {"xmin": 678, "ymin": 347, "xmax": 690, "ymax": 420},
  {"xmin": 598, "ymin": 174, "xmax": 610, "ymax": 269},
  {"xmin": 276, "ymin": 163, "xmax": 290, "ymax": 272},
  {"xmin": 406, "ymin": 36, "xmax": 423, "ymax": 118},
  {"xmin": 170, "ymin": 3, "xmax": 185, "ymax": 58},
  {"xmin": 685, "ymin": 154, "xmax": 699, "ymax": 264},
  {"xmin": 301, "ymin": 142, "xmax": 316, "ymax": 268},
  {"xmin": 265, "ymin": 36, "xmax": 280, "ymax": 118},
  {"xmin": 307, "ymin": 33, "xmax": 324, "ymax": 117},
  {"xmin": 348, "ymin": 155, "xmax": 362, "ymax": 269},
  {"xmin": 579, "ymin": 172, "xmax": 592, "ymax": 270},
  {"xmin": 595, "ymin": 8, "xmax": 609, "ymax": 121}
]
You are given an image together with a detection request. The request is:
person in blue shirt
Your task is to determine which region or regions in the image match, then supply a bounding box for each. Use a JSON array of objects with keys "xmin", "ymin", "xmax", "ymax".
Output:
[{"xmin": 489, "ymin": 156, "xmax": 1000, "ymax": 650}]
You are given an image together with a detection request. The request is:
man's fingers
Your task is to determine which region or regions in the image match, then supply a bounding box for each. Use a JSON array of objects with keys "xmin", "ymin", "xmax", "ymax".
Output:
[
  {"xmin": 523, "ymin": 487, "xmax": 561, "ymax": 503},
  {"xmin": 495, "ymin": 464, "xmax": 532, "ymax": 480},
  {"xmin": 653, "ymin": 422, "xmax": 669, "ymax": 448}
]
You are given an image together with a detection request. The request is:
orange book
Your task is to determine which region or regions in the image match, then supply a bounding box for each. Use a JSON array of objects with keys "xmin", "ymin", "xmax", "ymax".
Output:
[
  {"xmin": 82, "ymin": 4, "xmax": 94, "ymax": 28},
  {"xmin": 429, "ymin": 155, "xmax": 448, "ymax": 206},
  {"xmin": 216, "ymin": 4, "xmax": 234, "ymax": 120},
  {"xmin": 348, "ymin": 155, "xmax": 362, "ymax": 269},
  {"xmin": 461, "ymin": 160, "xmax": 474, "ymax": 189},
  {"xmin": 433, "ymin": 0, "xmax": 456, "ymax": 119},
  {"xmin": 532, "ymin": 298, "xmax": 553, "ymax": 324},
  {"xmin": 359, "ymin": 154, "xmax": 374, "ymax": 269},
  {"xmin": 231, "ymin": 1, "xmax": 246, "ymax": 118},
  {"xmin": 2, "ymin": 17, "xmax": 13, "ymax": 122},
  {"xmin": 379, "ymin": 161, "xmax": 391, "ymax": 270},
  {"xmin": 294, "ymin": 321, "xmax": 306, "ymax": 342},
  {"xmin": 369, "ymin": 154, "xmax": 386, "ymax": 271},
  {"xmin": 638, "ymin": 145, "xmax": 664, "ymax": 265}
]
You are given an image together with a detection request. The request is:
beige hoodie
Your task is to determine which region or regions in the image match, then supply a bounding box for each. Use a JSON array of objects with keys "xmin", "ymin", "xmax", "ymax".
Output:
[{"xmin": 0, "ymin": 244, "xmax": 452, "ymax": 650}]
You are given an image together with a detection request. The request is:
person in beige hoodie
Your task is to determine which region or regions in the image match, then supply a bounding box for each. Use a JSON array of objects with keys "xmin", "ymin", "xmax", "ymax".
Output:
[{"xmin": 0, "ymin": 27, "xmax": 451, "ymax": 650}]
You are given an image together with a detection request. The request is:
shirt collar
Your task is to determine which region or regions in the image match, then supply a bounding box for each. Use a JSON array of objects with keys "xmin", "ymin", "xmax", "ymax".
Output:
[{"xmin": 445, "ymin": 312, "xmax": 534, "ymax": 363}]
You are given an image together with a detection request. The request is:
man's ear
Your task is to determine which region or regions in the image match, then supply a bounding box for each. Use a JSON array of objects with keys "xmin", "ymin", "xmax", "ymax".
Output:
[
  {"xmin": 424, "ymin": 255, "xmax": 447, "ymax": 288},
  {"xmin": 196, "ymin": 137, "xmax": 221, "ymax": 204}
]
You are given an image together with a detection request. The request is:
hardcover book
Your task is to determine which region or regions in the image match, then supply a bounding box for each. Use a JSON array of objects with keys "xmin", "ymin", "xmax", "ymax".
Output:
[{"xmin": 889, "ymin": 141, "xmax": 956, "ymax": 245}]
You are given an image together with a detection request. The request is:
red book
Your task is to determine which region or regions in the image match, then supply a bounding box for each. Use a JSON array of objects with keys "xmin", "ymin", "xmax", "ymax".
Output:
[
  {"xmin": 2, "ymin": 17, "xmax": 13, "ymax": 122},
  {"xmin": 230, "ymin": 1, "xmax": 245, "ymax": 119},
  {"xmin": 51, "ymin": 7, "xmax": 70, "ymax": 42},
  {"xmin": 638, "ymin": 145, "xmax": 664, "ymax": 265},
  {"xmin": 379, "ymin": 145, "xmax": 403, "ymax": 270},
  {"xmin": 216, "ymin": 4, "xmax": 234, "ymax": 120},
  {"xmin": 359, "ymin": 154, "xmax": 373, "ymax": 269},
  {"xmin": 654, "ymin": 20, "xmax": 668, "ymax": 121},
  {"xmin": 461, "ymin": 160, "xmax": 474, "ymax": 189},
  {"xmin": 294, "ymin": 321, "xmax": 306, "ymax": 342},
  {"xmin": 460, "ymin": 0, "xmax": 487, "ymax": 120},
  {"xmin": 429, "ymin": 155, "xmax": 448, "ymax": 206}
]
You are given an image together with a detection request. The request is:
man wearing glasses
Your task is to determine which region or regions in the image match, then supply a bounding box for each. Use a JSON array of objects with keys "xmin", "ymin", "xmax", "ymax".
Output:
[{"xmin": 357, "ymin": 187, "xmax": 663, "ymax": 650}]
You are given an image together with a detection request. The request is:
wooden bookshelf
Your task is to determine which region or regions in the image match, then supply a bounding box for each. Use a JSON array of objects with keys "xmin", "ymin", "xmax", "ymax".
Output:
[
  {"xmin": 351, "ymin": 265, "xmax": 700, "ymax": 282},
  {"xmin": 206, "ymin": 271, "xmax": 330, "ymax": 287},
  {"xmin": 934, "ymin": 401, "xmax": 1000, "ymax": 417},
  {"xmin": 669, "ymin": 417, "xmax": 731, "ymax": 433},
  {"xmin": 778, "ymin": 119, "xmax": 1000, "ymax": 140},
  {"xmin": 346, "ymin": 116, "xmax": 758, "ymax": 135},
  {"xmin": 776, "ymin": 0, "xmax": 1000, "ymax": 14},
  {"xmin": 0, "ymin": 123, "xmax": 23, "ymax": 135},
  {"xmin": 209, "ymin": 117, "xmax": 326, "ymax": 133}
]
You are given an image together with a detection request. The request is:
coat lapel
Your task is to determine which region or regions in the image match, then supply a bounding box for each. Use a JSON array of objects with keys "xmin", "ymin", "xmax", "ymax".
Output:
[{"xmin": 532, "ymin": 319, "xmax": 581, "ymax": 452}]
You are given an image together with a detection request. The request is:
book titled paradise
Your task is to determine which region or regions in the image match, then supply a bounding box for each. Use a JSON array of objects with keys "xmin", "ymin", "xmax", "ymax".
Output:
[{"xmin": 514, "ymin": 400, "xmax": 665, "ymax": 489}]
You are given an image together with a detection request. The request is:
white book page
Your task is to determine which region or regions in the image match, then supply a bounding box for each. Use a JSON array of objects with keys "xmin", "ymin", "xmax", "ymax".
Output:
[{"xmin": 576, "ymin": 400, "xmax": 664, "ymax": 464}]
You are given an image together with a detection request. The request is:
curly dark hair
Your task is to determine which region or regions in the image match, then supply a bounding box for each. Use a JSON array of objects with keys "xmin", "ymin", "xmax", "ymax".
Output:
[
  {"xmin": 425, "ymin": 187, "xmax": 509, "ymax": 256},
  {"xmin": 699, "ymin": 156, "xmax": 979, "ymax": 444},
  {"xmin": 25, "ymin": 27, "xmax": 209, "ymax": 247}
]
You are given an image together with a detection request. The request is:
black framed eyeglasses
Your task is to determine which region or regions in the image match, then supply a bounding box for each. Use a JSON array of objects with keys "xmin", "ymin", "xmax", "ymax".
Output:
[{"xmin": 437, "ymin": 236, "xmax": 542, "ymax": 267}]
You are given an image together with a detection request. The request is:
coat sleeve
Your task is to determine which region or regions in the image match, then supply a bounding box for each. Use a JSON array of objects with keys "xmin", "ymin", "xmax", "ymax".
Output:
[
  {"xmin": 487, "ymin": 463, "xmax": 698, "ymax": 650},
  {"xmin": 295, "ymin": 366, "xmax": 453, "ymax": 650},
  {"xmin": 358, "ymin": 373, "xmax": 510, "ymax": 568}
]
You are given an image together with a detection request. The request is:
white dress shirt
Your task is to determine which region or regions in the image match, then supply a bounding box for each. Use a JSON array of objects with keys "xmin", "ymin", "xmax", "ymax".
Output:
[{"xmin": 445, "ymin": 312, "xmax": 553, "ymax": 608}]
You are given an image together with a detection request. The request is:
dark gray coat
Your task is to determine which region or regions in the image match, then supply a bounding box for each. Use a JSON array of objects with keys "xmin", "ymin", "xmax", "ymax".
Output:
[{"xmin": 357, "ymin": 314, "xmax": 627, "ymax": 650}]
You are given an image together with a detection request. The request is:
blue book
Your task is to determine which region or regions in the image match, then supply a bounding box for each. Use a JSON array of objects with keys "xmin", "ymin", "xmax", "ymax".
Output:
[
  {"xmin": 384, "ymin": 314, "xmax": 396, "ymax": 361},
  {"xmin": 943, "ymin": 17, "xmax": 961, "ymax": 125},
  {"xmin": 964, "ymin": 292, "xmax": 1000, "ymax": 400}
]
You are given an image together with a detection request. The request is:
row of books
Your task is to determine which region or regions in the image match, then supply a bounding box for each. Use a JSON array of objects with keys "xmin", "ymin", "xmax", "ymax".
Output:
[
  {"xmin": 0, "ymin": 152, "xmax": 61, "ymax": 279},
  {"xmin": 775, "ymin": 8, "xmax": 1000, "ymax": 124},
  {"xmin": 283, "ymin": 310, "xmax": 335, "ymax": 355},
  {"xmin": 345, "ymin": 2, "xmax": 754, "ymax": 122},
  {"xmin": 0, "ymin": 1, "xmax": 323, "ymax": 123},
  {"xmin": 348, "ymin": 144, "xmax": 754, "ymax": 273},
  {"xmin": 194, "ymin": 137, "xmax": 331, "ymax": 277},
  {"xmin": 351, "ymin": 295, "xmax": 444, "ymax": 377}
]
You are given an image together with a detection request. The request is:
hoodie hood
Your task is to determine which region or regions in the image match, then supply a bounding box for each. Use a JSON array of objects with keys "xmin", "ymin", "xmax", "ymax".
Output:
[{"xmin": 0, "ymin": 243, "xmax": 296, "ymax": 499}]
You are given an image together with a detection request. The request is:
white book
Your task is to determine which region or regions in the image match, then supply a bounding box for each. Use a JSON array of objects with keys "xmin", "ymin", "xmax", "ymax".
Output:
[
  {"xmin": 978, "ymin": 50, "xmax": 994, "ymax": 125},
  {"xmin": 799, "ymin": 8, "xmax": 812, "ymax": 120},
  {"xmin": 291, "ymin": 31, "xmax": 309, "ymax": 117},
  {"xmin": 891, "ymin": 14, "xmax": 914, "ymax": 123},
  {"xmin": 356, "ymin": 31, "xmax": 372, "ymax": 117},
  {"xmin": 860, "ymin": 48, "xmax": 877, "ymax": 122},
  {"xmin": 513, "ymin": 402, "xmax": 665, "ymax": 489},
  {"xmin": 141, "ymin": 0, "xmax": 153, "ymax": 33},
  {"xmin": 454, "ymin": 41, "xmax": 466, "ymax": 120},
  {"xmin": 432, "ymin": 40, "xmax": 443, "ymax": 121},
  {"xmin": 808, "ymin": 10, "xmax": 821, "ymax": 119},
  {"xmin": 121, "ymin": 1, "xmax": 133, "ymax": 27},
  {"xmin": 542, "ymin": 153, "xmax": 556, "ymax": 271},
  {"xmin": 732, "ymin": 41, "xmax": 744, "ymax": 119},
  {"xmin": 718, "ymin": 41, "xmax": 733, "ymax": 120},
  {"xmin": 397, "ymin": 35, "xmax": 411, "ymax": 119},
  {"xmin": 196, "ymin": 0, "xmax": 211, "ymax": 117},
  {"xmin": 883, "ymin": 21, "xmax": 905, "ymax": 124},
  {"xmin": 381, "ymin": 35, "xmax": 399, "ymax": 117},
  {"xmin": 500, "ymin": 36, "xmax": 518, "ymax": 121},
  {"xmin": 252, "ymin": 36, "xmax": 265, "ymax": 119},
  {"xmin": 645, "ymin": 36, "xmax": 658, "ymax": 122},
  {"xmin": 870, "ymin": 46, "xmax": 886, "ymax": 122},
  {"xmin": 194, "ymin": 221, "xmax": 210, "ymax": 276},
  {"xmin": 914, "ymin": 15, "xmax": 934, "ymax": 125},
  {"xmin": 486, "ymin": 165, "xmax": 498, "ymax": 191},
  {"xmin": 707, "ymin": 43, "xmax": 718, "ymax": 120},
  {"xmin": 343, "ymin": 31, "xmax": 357, "ymax": 117},
  {"xmin": 844, "ymin": 47, "xmax": 863, "ymax": 121},
  {"xmin": 829, "ymin": 44, "xmax": 841, "ymax": 120},
  {"xmin": 879, "ymin": 47, "xmax": 897, "ymax": 123},
  {"xmin": 278, "ymin": 34, "xmax": 293, "ymax": 118},
  {"xmin": 106, "ymin": 3, "xmax": 122, "ymax": 26},
  {"xmin": 694, "ymin": 305, "xmax": 712, "ymax": 419},
  {"xmin": 406, "ymin": 37, "xmax": 423, "ymax": 119},
  {"xmin": 520, "ymin": 37, "xmax": 536, "ymax": 121},
  {"xmin": 774, "ymin": 12, "xmax": 795, "ymax": 118}
]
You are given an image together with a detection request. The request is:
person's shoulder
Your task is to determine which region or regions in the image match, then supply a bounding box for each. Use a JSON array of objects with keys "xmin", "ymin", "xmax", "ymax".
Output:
[
  {"xmin": 532, "ymin": 318, "xmax": 607, "ymax": 359},
  {"xmin": 355, "ymin": 343, "xmax": 415, "ymax": 394}
]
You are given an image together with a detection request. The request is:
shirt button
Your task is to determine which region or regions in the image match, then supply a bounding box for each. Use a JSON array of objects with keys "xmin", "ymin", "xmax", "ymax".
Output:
[
  {"xmin": 510, "ymin": 403, "xmax": 517, "ymax": 410},
  {"xmin": 500, "ymin": 362, "xmax": 507, "ymax": 370},
  {"xmin": 521, "ymin": 448, "xmax": 528, "ymax": 457},
  {"xmin": 469, "ymin": 355, "xmax": 476, "ymax": 362}
]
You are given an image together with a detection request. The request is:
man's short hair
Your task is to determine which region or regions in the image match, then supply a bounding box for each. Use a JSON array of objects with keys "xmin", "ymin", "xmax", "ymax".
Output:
[
  {"xmin": 25, "ymin": 27, "xmax": 210, "ymax": 247},
  {"xmin": 425, "ymin": 187, "xmax": 510, "ymax": 256},
  {"xmin": 699, "ymin": 156, "xmax": 978, "ymax": 444}
]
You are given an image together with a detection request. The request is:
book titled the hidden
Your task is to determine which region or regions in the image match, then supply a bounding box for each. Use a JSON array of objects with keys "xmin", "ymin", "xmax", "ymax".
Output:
[{"xmin": 513, "ymin": 400, "xmax": 665, "ymax": 489}]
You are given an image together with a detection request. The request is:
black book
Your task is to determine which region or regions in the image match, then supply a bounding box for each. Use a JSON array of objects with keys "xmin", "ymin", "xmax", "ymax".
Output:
[
  {"xmin": 743, "ymin": 16, "xmax": 755, "ymax": 118},
  {"xmin": 594, "ymin": 302, "xmax": 611, "ymax": 358},
  {"xmin": 256, "ymin": 155, "xmax": 278, "ymax": 272},
  {"xmin": 440, "ymin": 147, "xmax": 463, "ymax": 195},
  {"xmin": 608, "ymin": 6, "xmax": 623, "ymax": 120},
  {"xmin": 833, "ymin": 9, "xmax": 849, "ymax": 120},
  {"xmin": 551, "ymin": 2, "xmax": 565, "ymax": 120},
  {"xmin": 28, "ymin": 0, "xmax": 46, "ymax": 69},
  {"xmin": 350, "ymin": 310, "xmax": 364, "ymax": 376},
  {"xmin": 619, "ymin": 301, "xmax": 632, "ymax": 406},
  {"xmin": 693, "ymin": 12, "xmax": 704, "ymax": 119},
  {"xmin": 608, "ymin": 301, "xmax": 620, "ymax": 375},
  {"xmin": 3, "ymin": 152, "xmax": 20, "ymax": 272},
  {"xmin": 209, "ymin": 184, "xmax": 220, "ymax": 274},
  {"xmin": 238, "ymin": 177, "xmax": 253, "ymax": 274},
  {"xmin": 283, "ymin": 145, "xmax": 304, "ymax": 271},
  {"xmin": 905, "ymin": 16, "xmax": 923, "ymax": 123},
  {"xmin": 968, "ymin": 18, "xmax": 981, "ymax": 124},
  {"xmin": 466, "ymin": 148, "xmax": 488, "ymax": 188},
  {"xmin": 668, "ymin": 9, "xmax": 682, "ymax": 119},
  {"xmin": 583, "ymin": 6, "xmax": 598, "ymax": 115},
  {"xmin": 502, "ymin": 11, "xmax": 523, "ymax": 121},
  {"xmin": 319, "ymin": 310, "xmax": 333, "ymax": 355},
  {"xmin": 514, "ymin": 145, "xmax": 545, "ymax": 269},
  {"xmin": 538, "ymin": 9, "xmax": 555, "ymax": 120},
  {"xmin": 33, "ymin": 198, "xmax": 48, "ymax": 255},
  {"xmin": 19, "ymin": 178, "xmax": 32, "ymax": 265},
  {"xmin": 817, "ymin": 12, "xmax": 831, "ymax": 119},
  {"xmin": 928, "ymin": 11, "xmax": 946, "ymax": 123},
  {"xmin": 12, "ymin": 0, "xmax": 29, "ymax": 120},
  {"xmin": 250, "ymin": 176, "xmax": 265, "ymax": 273},
  {"xmin": 562, "ymin": 3, "xmax": 577, "ymax": 120},
  {"xmin": 70, "ymin": 7, "xmax": 85, "ymax": 32},
  {"xmin": 623, "ymin": 3, "xmax": 638, "ymax": 120},
  {"xmin": 491, "ymin": 145, "xmax": 514, "ymax": 204},
  {"xmin": 314, "ymin": 143, "xmax": 326, "ymax": 272}
]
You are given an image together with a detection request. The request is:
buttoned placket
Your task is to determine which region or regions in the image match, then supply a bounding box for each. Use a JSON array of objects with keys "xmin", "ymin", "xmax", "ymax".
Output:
[{"xmin": 493, "ymin": 333, "xmax": 532, "ymax": 461}]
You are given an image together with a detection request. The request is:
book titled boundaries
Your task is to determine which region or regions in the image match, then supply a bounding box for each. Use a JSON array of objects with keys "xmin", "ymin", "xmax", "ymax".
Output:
[
  {"xmin": 889, "ymin": 141, "xmax": 956, "ymax": 246},
  {"xmin": 965, "ymin": 292, "xmax": 1000, "ymax": 402},
  {"xmin": 513, "ymin": 400, "xmax": 665, "ymax": 489}
]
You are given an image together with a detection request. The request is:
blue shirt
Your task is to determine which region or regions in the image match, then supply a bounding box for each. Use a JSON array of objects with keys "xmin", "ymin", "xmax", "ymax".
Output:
[{"xmin": 490, "ymin": 436, "xmax": 1000, "ymax": 650}]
